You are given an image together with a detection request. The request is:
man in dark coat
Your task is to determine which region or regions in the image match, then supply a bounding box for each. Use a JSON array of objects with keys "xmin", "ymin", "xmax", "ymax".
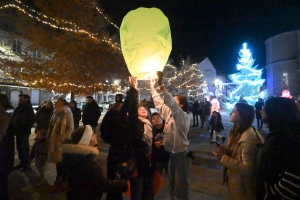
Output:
[
  {"xmin": 70, "ymin": 100, "xmax": 81, "ymax": 129},
  {"xmin": 7, "ymin": 94, "xmax": 35, "ymax": 171},
  {"xmin": 82, "ymin": 96, "xmax": 101, "ymax": 133}
]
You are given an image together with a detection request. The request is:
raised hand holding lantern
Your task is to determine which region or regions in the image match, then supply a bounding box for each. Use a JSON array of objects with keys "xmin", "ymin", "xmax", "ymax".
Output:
[{"xmin": 120, "ymin": 7, "xmax": 172, "ymax": 80}]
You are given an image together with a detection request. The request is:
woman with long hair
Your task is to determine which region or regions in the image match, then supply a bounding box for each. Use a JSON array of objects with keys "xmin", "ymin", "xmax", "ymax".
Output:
[
  {"xmin": 213, "ymin": 103, "xmax": 264, "ymax": 199},
  {"xmin": 257, "ymin": 97, "xmax": 300, "ymax": 199}
]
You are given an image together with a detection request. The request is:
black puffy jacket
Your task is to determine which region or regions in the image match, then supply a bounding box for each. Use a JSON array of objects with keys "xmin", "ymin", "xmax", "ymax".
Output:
[{"xmin": 61, "ymin": 144, "xmax": 128, "ymax": 200}]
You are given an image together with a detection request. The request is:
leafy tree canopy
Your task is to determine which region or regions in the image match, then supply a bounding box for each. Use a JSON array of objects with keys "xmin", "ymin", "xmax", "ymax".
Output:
[{"xmin": 0, "ymin": 0, "xmax": 129, "ymax": 94}]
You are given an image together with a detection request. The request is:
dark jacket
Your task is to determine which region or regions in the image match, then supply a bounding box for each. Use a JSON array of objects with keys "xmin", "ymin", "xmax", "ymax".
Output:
[
  {"xmin": 152, "ymin": 124, "xmax": 169, "ymax": 163},
  {"xmin": 214, "ymin": 118, "xmax": 224, "ymax": 132},
  {"xmin": 82, "ymin": 100, "xmax": 101, "ymax": 127},
  {"xmin": 257, "ymin": 130, "xmax": 300, "ymax": 200},
  {"xmin": 61, "ymin": 144, "xmax": 128, "ymax": 200},
  {"xmin": 133, "ymin": 119, "xmax": 155, "ymax": 177},
  {"xmin": 7, "ymin": 101, "xmax": 35, "ymax": 136},
  {"xmin": 0, "ymin": 106, "xmax": 14, "ymax": 173},
  {"xmin": 35, "ymin": 106, "xmax": 53, "ymax": 132},
  {"xmin": 101, "ymin": 87, "xmax": 138, "ymax": 164},
  {"xmin": 71, "ymin": 107, "xmax": 81, "ymax": 128},
  {"xmin": 192, "ymin": 102, "xmax": 199, "ymax": 114},
  {"xmin": 204, "ymin": 101, "xmax": 212, "ymax": 115}
]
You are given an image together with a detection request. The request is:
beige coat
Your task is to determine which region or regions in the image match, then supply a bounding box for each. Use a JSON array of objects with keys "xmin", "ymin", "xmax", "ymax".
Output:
[
  {"xmin": 221, "ymin": 126, "xmax": 264, "ymax": 200},
  {"xmin": 47, "ymin": 105, "xmax": 74, "ymax": 163}
]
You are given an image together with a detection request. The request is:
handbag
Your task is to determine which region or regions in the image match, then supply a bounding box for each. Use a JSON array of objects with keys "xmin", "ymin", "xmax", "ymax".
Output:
[{"xmin": 116, "ymin": 157, "xmax": 137, "ymax": 180}]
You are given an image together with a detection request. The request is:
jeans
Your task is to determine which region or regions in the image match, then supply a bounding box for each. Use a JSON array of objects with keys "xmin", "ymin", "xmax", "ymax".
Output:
[
  {"xmin": 204, "ymin": 115, "xmax": 210, "ymax": 130},
  {"xmin": 168, "ymin": 151, "xmax": 190, "ymax": 200},
  {"xmin": 130, "ymin": 174, "xmax": 154, "ymax": 200},
  {"xmin": 106, "ymin": 160, "xmax": 122, "ymax": 200},
  {"xmin": 192, "ymin": 113, "xmax": 199, "ymax": 126},
  {"xmin": 16, "ymin": 135, "xmax": 30, "ymax": 166}
]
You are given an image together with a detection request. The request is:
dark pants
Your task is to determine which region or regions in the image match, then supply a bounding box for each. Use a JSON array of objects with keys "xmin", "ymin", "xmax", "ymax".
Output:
[
  {"xmin": 0, "ymin": 134, "xmax": 15, "ymax": 200},
  {"xmin": 106, "ymin": 160, "xmax": 123, "ymax": 200},
  {"xmin": 155, "ymin": 161, "xmax": 169, "ymax": 175},
  {"xmin": 16, "ymin": 135, "xmax": 30, "ymax": 166},
  {"xmin": 56, "ymin": 162, "xmax": 66, "ymax": 181},
  {"xmin": 200, "ymin": 114, "xmax": 205, "ymax": 127},
  {"xmin": 210, "ymin": 127, "xmax": 214, "ymax": 140},
  {"xmin": 0, "ymin": 169, "xmax": 9, "ymax": 200},
  {"xmin": 192, "ymin": 113, "xmax": 199, "ymax": 126},
  {"xmin": 130, "ymin": 174, "xmax": 154, "ymax": 200},
  {"xmin": 257, "ymin": 118, "xmax": 263, "ymax": 129}
]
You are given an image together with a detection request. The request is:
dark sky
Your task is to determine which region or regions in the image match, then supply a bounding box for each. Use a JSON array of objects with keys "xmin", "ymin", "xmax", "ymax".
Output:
[{"xmin": 99, "ymin": 0, "xmax": 300, "ymax": 77}]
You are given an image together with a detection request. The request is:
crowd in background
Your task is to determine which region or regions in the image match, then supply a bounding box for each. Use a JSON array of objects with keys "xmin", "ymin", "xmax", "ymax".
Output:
[{"xmin": 1, "ymin": 78, "xmax": 300, "ymax": 200}]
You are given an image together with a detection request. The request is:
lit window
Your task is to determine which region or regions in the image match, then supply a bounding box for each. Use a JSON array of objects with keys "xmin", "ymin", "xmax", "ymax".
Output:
[
  {"xmin": 283, "ymin": 73, "xmax": 289, "ymax": 86},
  {"xmin": 12, "ymin": 39, "xmax": 20, "ymax": 52},
  {"xmin": 33, "ymin": 50, "xmax": 40, "ymax": 58}
]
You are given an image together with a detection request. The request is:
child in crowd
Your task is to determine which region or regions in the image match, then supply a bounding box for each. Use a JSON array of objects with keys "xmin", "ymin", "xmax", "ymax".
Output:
[
  {"xmin": 210, "ymin": 112, "xmax": 226, "ymax": 143},
  {"xmin": 151, "ymin": 112, "xmax": 169, "ymax": 175},
  {"xmin": 29, "ymin": 129, "xmax": 48, "ymax": 186}
]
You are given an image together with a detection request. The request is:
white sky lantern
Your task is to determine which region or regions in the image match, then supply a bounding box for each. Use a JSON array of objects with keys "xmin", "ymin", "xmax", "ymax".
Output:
[{"xmin": 120, "ymin": 7, "xmax": 172, "ymax": 80}]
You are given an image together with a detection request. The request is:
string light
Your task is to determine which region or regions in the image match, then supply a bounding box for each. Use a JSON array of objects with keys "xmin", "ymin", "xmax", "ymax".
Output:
[{"xmin": 0, "ymin": 3, "xmax": 121, "ymax": 50}]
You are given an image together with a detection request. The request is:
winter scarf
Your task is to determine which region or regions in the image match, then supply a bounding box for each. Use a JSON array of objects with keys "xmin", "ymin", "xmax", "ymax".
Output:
[{"xmin": 138, "ymin": 117, "xmax": 153, "ymax": 148}]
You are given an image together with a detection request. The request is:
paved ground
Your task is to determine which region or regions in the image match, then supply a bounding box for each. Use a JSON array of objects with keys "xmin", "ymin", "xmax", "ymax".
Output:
[{"xmin": 7, "ymin": 109, "xmax": 268, "ymax": 200}]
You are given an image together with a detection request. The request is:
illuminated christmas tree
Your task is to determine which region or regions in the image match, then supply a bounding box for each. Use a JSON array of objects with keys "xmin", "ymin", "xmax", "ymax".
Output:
[{"xmin": 227, "ymin": 43, "xmax": 265, "ymax": 106}]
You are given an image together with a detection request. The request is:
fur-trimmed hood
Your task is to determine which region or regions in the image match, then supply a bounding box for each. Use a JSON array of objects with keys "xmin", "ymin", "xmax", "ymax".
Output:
[
  {"xmin": 61, "ymin": 144, "xmax": 101, "ymax": 172},
  {"xmin": 60, "ymin": 143, "xmax": 99, "ymax": 155}
]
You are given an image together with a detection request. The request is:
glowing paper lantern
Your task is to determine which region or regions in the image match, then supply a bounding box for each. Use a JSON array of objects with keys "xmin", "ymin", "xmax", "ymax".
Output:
[{"xmin": 120, "ymin": 7, "xmax": 172, "ymax": 80}]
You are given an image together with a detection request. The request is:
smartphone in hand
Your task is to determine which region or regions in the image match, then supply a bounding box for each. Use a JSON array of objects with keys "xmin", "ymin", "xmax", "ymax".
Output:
[{"xmin": 212, "ymin": 140, "xmax": 221, "ymax": 147}]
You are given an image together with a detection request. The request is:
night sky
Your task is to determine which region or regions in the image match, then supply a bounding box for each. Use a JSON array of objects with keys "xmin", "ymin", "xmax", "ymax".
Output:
[{"xmin": 99, "ymin": 0, "xmax": 300, "ymax": 77}]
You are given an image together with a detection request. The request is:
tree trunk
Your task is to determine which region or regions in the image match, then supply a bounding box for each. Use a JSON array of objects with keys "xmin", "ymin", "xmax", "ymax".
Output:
[{"xmin": 70, "ymin": 91, "xmax": 75, "ymax": 101}]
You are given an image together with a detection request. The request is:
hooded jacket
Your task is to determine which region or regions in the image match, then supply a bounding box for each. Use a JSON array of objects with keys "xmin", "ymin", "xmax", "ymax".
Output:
[
  {"xmin": 151, "ymin": 89, "xmax": 189, "ymax": 154},
  {"xmin": 60, "ymin": 143, "xmax": 128, "ymax": 200}
]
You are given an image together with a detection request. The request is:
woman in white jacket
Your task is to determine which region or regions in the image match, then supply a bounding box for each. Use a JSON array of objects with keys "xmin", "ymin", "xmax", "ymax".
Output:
[
  {"xmin": 213, "ymin": 103, "xmax": 264, "ymax": 200},
  {"xmin": 150, "ymin": 72, "xmax": 190, "ymax": 200}
]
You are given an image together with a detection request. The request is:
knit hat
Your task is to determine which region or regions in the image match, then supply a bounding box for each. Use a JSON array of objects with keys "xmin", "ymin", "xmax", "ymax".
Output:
[
  {"xmin": 78, "ymin": 125, "xmax": 93, "ymax": 146},
  {"xmin": 19, "ymin": 94, "xmax": 30, "ymax": 99}
]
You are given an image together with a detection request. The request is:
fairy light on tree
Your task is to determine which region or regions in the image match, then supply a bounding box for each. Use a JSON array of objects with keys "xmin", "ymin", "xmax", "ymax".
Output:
[
  {"xmin": 0, "ymin": 0, "xmax": 129, "ymax": 94},
  {"xmin": 227, "ymin": 43, "xmax": 265, "ymax": 106},
  {"xmin": 176, "ymin": 56, "xmax": 205, "ymax": 99}
]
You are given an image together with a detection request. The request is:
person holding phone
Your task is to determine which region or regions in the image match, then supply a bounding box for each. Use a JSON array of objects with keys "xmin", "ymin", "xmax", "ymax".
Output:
[{"xmin": 213, "ymin": 103, "xmax": 264, "ymax": 200}]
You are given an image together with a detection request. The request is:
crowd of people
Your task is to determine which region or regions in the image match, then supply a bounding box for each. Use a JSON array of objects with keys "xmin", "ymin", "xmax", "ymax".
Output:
[{"xmin": 1, "ymin": 74, "xmax": 300, "ymax": 200}]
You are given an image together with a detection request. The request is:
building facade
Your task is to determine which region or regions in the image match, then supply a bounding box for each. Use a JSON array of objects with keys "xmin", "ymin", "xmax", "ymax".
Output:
[{"xmin": 265, "ymin": 30, "xmax": 300, "ymax": 97}]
